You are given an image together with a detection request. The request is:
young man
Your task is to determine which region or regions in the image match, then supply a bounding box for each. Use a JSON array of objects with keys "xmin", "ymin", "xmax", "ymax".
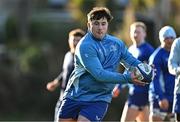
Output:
[
  {"xmin": 149, "ymin": 26, "xmax": 176, "ymax": 122},
  {"xmin": 46, "ymin": 28, "xmax": 85, "ymax": 122},
  {"xmin": 113, "ymin": 22, "xmax": 154, "ymax": 121},
  {"xmin": 58, "ymin": 7, "xmax": 148, "ymax": 122},
  {"xmin": 168, "ymin": 37, "xmax": 180, "ymax": 122}
]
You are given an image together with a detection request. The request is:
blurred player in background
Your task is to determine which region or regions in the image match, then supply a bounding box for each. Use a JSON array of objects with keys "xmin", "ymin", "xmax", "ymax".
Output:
[
  {"xmin": 149, "ymin": 26, "xmax": 176, "ymax": 122},
  {"xmin": 168, "ymin": 37, "xmax": 180, "ymax": 122},
  {"xmin": 58, "ymin": 7, "xmax": 149, "ymax": 122},
  {"xmin": 46, "ymin": 28, "xmax": 85, "ymax": 122},
  {"xmin": 113, "ymin": 22, "xmax": 154, "ymax": 122}
]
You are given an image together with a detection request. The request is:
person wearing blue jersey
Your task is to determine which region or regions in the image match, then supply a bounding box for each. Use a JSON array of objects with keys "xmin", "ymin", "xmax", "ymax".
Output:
[
  {"xmin": 58, "ymin": 7, "xmax": 148, "ymax": 122},
  {"xmin": 168, "ymin": 37, "xmax": 180, "ymax": 122},
  {"xmin": 149, "ymin": 26, "xmax": 176, "ymax": 122},
  {"xmin": 46, "ymin": 28, "xmax": 85, "ymax": 122},
  {"xmin": 113, "ymin": 22, "xmax": 154, "ymax": 121}
]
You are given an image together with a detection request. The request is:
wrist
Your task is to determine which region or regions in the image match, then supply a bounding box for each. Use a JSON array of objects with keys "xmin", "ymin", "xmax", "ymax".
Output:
[
  {"xmin": 158, "ymin": 95, "xmax": 164, "ymax": 102},
  {"xmin": 54, "ymin": 79, "xmax": 60, "ymax": 84},
  {"xmin": 124, "ymin": 73, "xmax": 132, "ymax": 84}
]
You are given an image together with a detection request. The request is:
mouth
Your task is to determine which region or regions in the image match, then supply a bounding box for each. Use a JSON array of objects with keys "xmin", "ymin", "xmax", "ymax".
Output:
[{"xmin": 97, "ymin": 31, "xmax": 103, "ymax": 35}]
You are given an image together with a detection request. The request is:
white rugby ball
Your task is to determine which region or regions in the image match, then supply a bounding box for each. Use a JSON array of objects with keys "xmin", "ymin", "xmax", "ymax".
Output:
[{"xmin": 136, "ymin": 63, "xmax": 154, "ymax": 83}]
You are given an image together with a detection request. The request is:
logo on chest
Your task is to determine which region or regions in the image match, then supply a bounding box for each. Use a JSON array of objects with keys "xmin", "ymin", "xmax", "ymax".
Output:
[{"xmin": 110, "ymin": 45, "xmax": 117, "ymax": 52}]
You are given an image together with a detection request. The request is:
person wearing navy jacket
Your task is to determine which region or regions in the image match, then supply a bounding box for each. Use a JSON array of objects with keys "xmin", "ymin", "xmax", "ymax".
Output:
[
  {"xmin": 113, "ymin": 22, "xmax": 154, "ymax": 122},
  {"xmin": 149, "ymin": 26, "xmax": 176, "ymax": 121}
]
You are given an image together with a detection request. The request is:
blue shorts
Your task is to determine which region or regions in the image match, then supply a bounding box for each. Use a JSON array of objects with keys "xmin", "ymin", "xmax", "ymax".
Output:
[
  {"xmin": 58, "ymin": 98, "xmax": 109, "ymax": 121},
  {"xmin": 173, "ymin": 94, "xmax": 180, "ymax": 113},
  {"xmin": 127, "ymin": 92, "xmax": 148, "ymax": 110}
]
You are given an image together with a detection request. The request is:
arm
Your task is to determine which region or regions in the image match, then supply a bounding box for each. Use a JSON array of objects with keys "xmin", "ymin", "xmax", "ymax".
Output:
[
  {"xmin": 149, "ymin": 54, "xmax": 165, "ymax": 101},
  {"xmin": 112, "ymin": 84, "xmax": 122, "ymax": 98},
  {"xmin": 168, "ymin": 38, "xmax": 180, "ymax": 76},
  {"xmin": 46, "ymin": 70, "xmax": 63, "ymax": 92},
  {"xmin": 77, "ymin": 42, "xmax": 141, "ymax": 84},
  {"xmin": 46, "ymin": 52, "xmax": 70, "ymax": 92},
  {"xmin": 120, "ymin": 43, "xmax": 141, "ymax": 70},
  {"xmin": 55, "ymin": 72, "xmax": 63, "ymax": 81},
  {"xmin": 153, "ymin": 61, "xmax": 168, "ymax": 108},
  {"xmin": 112, "ymin": 83, "xmax": 129, "ymax": 98}
]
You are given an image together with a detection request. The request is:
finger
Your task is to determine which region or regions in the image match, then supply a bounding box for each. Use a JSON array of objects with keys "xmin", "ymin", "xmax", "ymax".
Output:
[{"xmin": 134, "ymin": 79, "xmax": 146, "ymax": 86}]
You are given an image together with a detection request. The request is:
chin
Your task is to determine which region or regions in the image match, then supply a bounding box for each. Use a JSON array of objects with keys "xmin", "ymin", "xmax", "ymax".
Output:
[
  {"xmin": 98, "ymin": 36, "xmax": 103, "ymax": 39},
  {"xmin": 94, "ymin": 35, "xmax": 102, "ymax": 39},
  {"xmin": 98, "ymin": 35, "xmax": 105, "ymax": 39}
]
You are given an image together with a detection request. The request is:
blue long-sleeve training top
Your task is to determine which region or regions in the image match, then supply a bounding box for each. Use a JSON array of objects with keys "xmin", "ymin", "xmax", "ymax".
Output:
[{"xmin": 63, "ymin": 32, "xmax": 141, "ymax": 103}]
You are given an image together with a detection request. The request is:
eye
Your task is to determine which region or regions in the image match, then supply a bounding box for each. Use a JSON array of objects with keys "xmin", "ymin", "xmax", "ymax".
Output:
[
  {"xmin": 102, "ymin": 22, "xmax": 107, "ymax": 26},
  {"xmin": 165, "ymin": 37, "xmax": 174, "ymax": 40},
  {"xmin": 94, "ymin": 21, "xmax": 99, "ymax": 25}
]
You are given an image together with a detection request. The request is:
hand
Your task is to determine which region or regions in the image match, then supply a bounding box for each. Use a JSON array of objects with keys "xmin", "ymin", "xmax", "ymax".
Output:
[
  {"xmin": 46, "ymin": 79, "xmax": 60, "ymax": 92},
  {"xmin": 159, "ymin": 99, "xmax": 169, "ymax": 110},
  {"xmin": 130, "ymin": 67, "xmax": 146, "ymax": 86},
  {"xmin": 112, "ymin": 85, "xmax": 120, "ymax": 98}
]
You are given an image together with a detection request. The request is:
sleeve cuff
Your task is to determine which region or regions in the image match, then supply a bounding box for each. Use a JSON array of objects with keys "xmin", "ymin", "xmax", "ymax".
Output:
[{"xmin": 158, "ymin": 95, "xmax": 164, "ymax": 101}]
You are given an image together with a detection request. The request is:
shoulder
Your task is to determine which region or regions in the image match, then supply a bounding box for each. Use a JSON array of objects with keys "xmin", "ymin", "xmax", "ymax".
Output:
[
  {"xmin": 128, "ymin": 45, "xmax": 136, "ymax": 51},
  {"xmin": 65, "ymin": 51, "xmax": 73, "ymax": 56},
  {"xmin": 172, "ymin": 37, "xmax": 180, "ymax": 49},
  {"xmin": 80, "ymin": 33, "xmax": 96, "ymax": 45},
  {"xmin": 149, "ymin": 47, "xmax": 162, "ymax": 63},
  {"xmin": 64, "ymin": 51, "xmax": 73, "ymax": 60},
  {"xmin": 76, "ymin": 34, "xmax": 97, "ymax": 55},
  {"xmin": 106, "ymin": 34, "xmax": 126, "ymax": 46},
  {"xmin": 77, "ymin": 34, "xmax": 94, "ymax": 49},
  {"xmin": 152, "ymin": 47, "xmax": 162, "ymax": 56},
  {"xmin": 143, "ymin": 42, "xmax": 155, "ymax": 53},
  {"xmin": 144, "ymin": 42, "xmax": 154, "ymax": 49},
  {"xmin": 174, "ymin": 37, "xmax": 180, "ymax": 44}
]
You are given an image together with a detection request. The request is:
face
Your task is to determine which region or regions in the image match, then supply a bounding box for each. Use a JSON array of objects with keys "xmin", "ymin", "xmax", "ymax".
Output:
[
  {"xmin": 69, "ymin": 36, "xmax": 82, "ymax": 52},
  {"xmin": 163, "ymin": 37, "xmax": 174, "ymax": 51},
  {"xmin": 88, "ymin": 18, "xmax": 108, "ymax": 40},
  {"xmin": 130, "ymin": 26, "xmax": 146, "ymax": 45}
]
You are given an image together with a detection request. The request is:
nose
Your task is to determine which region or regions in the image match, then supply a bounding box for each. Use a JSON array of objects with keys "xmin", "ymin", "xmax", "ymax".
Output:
[{"xmin": 98, "ymin": 24, "xmax": 103, "ymax": 29}]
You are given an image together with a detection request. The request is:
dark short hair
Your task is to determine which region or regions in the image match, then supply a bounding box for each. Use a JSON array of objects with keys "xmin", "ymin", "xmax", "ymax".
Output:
[
  {"xmin": 87, "ymin": 7, "xmax": 113, "ymax": 22},
  {"xmin": 69, "ymin": 29, "xmax": 85, "ymax": 38}
]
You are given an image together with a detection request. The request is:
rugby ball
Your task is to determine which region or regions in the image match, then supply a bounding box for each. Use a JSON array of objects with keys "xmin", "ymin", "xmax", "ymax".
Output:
[{"xmin": 135, "ymin": 63, "xmax": 154, "ymax": 83}]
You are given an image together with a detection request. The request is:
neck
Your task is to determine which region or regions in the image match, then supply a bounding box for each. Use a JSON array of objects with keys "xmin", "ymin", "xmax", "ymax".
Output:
[
  {"xmin": 134, "ymin": 40, "xmax": 145, "ymax": 46},
  {"xmin": 161, "ymin": 45, "xmax": 171, "ymax": 52}
]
